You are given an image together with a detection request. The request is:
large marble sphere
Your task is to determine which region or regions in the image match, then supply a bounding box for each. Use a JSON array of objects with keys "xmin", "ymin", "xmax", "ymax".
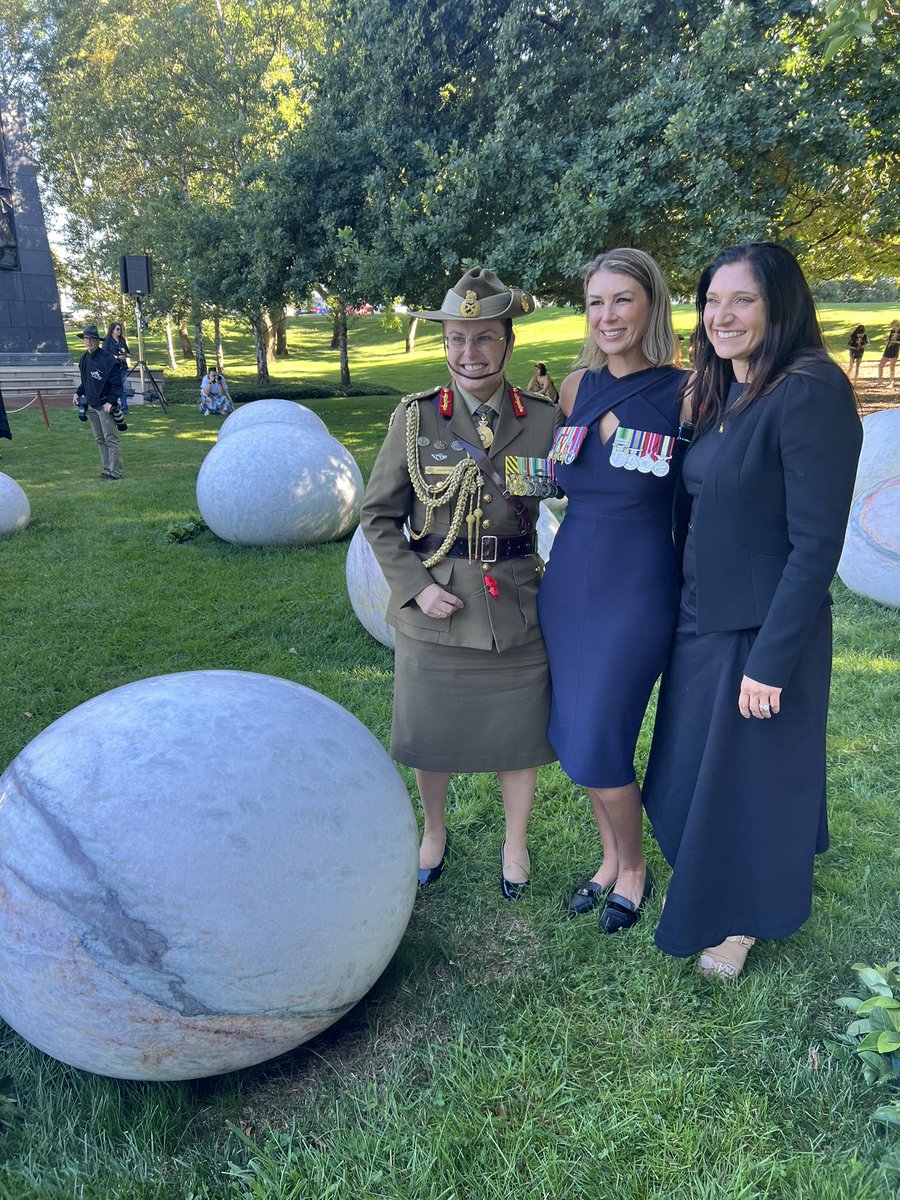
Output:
[
  {"xmin": 0, "ymin": 472, "xmax": 30, "ymax": 535},
  {"xmin": 346, "ymin": 526, "xmax": 395, "ymax": 649},
  {"xmin": 0, "ymin": 670, "xmax": 418, "ymax": 1080},
  {"xmin": 838, "ymin": 477, "xmax": 900, "ymax": 609},
  {"xmin": 218, "ymin": 398, "xmax": 329, "ymax": 442},
  {"xmin": 345, "ymin": 501, "xmax": 562, "ymax": 648},
  {"xmin": 197, "ymin": 425, "xmax": 364, "ymax": 546},
  {"xmin": 853, "ymin": 410, "xmax": 900, "ymax": 499}
]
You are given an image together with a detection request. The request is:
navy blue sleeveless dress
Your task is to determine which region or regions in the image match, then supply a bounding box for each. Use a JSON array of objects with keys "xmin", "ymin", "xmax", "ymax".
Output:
[{"xmin": 538, "ymin": 366, "xmax": 682, "ymax": 788}]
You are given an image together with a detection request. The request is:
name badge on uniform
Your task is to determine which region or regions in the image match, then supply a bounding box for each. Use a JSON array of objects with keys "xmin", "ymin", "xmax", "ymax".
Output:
[
  {"xmin": 609, "ymin": 427, "xmax": 675, "ymax": 477},
  {"xmin": 505, "ymin": 455, "xmax": 560, "ymax": 498},
  {"xmin": 549, "ymin": 425, "xmax": 588, "ymax": 465}
]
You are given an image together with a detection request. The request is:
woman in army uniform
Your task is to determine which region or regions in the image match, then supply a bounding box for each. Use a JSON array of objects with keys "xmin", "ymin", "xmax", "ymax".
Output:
[{"xmin": 361, "ymin": 268, "xmax": 559, "ymax": 900}]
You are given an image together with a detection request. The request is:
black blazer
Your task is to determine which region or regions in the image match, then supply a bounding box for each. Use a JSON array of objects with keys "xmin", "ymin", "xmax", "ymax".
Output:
[{"xmin": 674, "ymin": 361, "xmax": 862, "ymax": 688}]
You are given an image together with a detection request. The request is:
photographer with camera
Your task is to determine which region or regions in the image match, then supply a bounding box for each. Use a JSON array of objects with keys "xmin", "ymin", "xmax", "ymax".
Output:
[
  {"xmin": 199, "ymin": 365, "xmax": 234, "ymax": 416},
  {"xmin": 73, "ymin": 324, "xmax": 127, "ymax": 481}
]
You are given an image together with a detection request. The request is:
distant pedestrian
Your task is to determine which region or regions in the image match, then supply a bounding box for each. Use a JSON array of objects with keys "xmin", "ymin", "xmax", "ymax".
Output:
[
  {"xmin": 199, "ymin": 367, "xmax": 234, "ymax": 415},
  {"xmin": 876, "ymin": 320, "xmax": 900, "ymax": 389},
  {"xmin": 527, "ymin": 361, "xmax": 559, "ymax": 403},
  {"xmin": 102, "ymin": 321, "xmax": 132, "ymax": 414}
]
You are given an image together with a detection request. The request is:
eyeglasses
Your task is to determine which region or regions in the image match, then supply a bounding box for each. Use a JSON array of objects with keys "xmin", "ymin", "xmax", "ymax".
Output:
[{"xmin": 444, "ymin": 333, "xmax": 506, "ymax": 351}]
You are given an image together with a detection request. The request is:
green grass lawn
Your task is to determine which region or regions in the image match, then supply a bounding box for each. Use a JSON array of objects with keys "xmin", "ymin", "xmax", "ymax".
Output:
[
  {"xmin": 68, "ymin": 302, "xmax": 900, "ymax": 399},
  {"xmin": 2, "ymin": 313, "xmax": 899, "ymax": 1199}
]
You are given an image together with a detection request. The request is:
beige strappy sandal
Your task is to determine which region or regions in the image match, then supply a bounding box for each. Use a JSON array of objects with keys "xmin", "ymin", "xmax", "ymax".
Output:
[{"xmin": 696, "ymin": 935, "xmax": 757, "ymax": 980}]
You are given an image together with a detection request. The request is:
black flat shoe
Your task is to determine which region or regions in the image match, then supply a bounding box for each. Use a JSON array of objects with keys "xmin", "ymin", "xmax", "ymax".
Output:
[
  {"xmin": 598, "ymin": 871, "xmax": 654, "ymax": 933},
  {"xmin": 565, "ymin": 877, "xmax": 616, "ymax": 917},
  {"xmin": 417, "ymin": 841, "xmax": 447, "ymax": 889},
  {"xmin": 499, "ymin": 839, "xmax": 529, "ymax": 902}
]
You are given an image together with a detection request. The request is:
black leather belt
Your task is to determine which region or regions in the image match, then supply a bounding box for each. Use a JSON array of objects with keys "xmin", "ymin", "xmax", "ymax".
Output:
[{"xmin": 413, "ymin": 533, "xmax": 536, "ymax": 563}]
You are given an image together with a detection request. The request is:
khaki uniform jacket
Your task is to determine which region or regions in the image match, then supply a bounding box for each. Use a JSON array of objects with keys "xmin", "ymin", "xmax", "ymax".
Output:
[{"xmin": 361, "ymin": 383, "xmax": 558, "ymax": 652}]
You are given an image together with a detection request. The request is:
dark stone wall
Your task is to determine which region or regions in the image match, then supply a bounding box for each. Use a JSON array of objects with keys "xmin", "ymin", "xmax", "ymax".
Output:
[{"xmin": 0, "ymin": 95, "xmax": 71, "ymax": 366}]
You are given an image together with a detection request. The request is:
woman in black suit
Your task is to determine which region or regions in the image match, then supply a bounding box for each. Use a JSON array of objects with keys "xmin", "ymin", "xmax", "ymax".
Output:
[{"xmin": 642, "ymin": 243, "xmax": 862, "ymax": 980}]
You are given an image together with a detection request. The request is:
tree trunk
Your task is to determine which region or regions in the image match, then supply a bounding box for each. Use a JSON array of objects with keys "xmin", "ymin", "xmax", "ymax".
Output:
[
  {"xmin": 164, "ymin": 316, "xmax": 178, "ymax": 370},
  {"xmin": 177, "ymin": 315, "xmax": 192, "ymax": 358},
  {"xmin": 330, "ymin": 305, "xmax": 341, "ymax": 350},
  {"xmin": 269, "ymin": 306, "xmax": 288, "ymax": 356},
  {"xmin": 194, "ymin": 319, "xmax": 207, "ymax": 379},
  {"xmin": 251, "ymin": 311, "xmax": 270, "ymax": 385},
  {"xmin": 261, "ymin": 311, "xmax": 277, "ymax": 364},
  {"xmin": 405, "ymin": 315, "xmax": 419, "ymax": 354},
  {"xmin": 214, "ymin": 313, "xmax": 224, "ymax": 369},
  {"xmin": 338, "ymin": 305, "xmax": 350, "ymax": 388}
]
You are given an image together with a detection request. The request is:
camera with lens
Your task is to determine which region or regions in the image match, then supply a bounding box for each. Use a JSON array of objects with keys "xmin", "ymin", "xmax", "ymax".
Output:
[
  {"xmin": 111, "ymin": 401, "xmax": 128, "ymax": 432},
  {"xmin": 77, "ymin": 399, "xmax": 88, "ymax": 421}
]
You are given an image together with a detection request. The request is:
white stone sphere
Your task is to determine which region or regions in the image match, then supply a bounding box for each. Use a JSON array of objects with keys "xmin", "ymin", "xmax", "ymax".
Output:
[
  {"xmin": 0, "ymin": 670, "xmax": 418, "ymax": 1080},
  {"xmin": 197, "ymin": 425, "xmax": 364, "ymax": 546},
  {"xmin": 218, "ymin": 398, "xmax": 329, "ymax": 442},
  {"xmin": 838, "ymin": 477, "xmax": 900, "ymax": 609},
  {"xmin": 0, "ymin": 472, "xmax": 30, "ymax": 536},
  {"xmin": 853, "ymin": 410, "xmax": 900, "ymax": 499},
  {"xmin": 346, "ymin": 526, "xmax": 395, "ymax": 649},
  {"xmin": 344, "ymin": 501, "xmax": 561, "ymax": 648}
]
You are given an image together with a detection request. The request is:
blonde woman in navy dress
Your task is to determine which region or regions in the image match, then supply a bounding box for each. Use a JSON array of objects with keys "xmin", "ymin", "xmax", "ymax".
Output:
[
  {"xmin": 643, "ymin": 243, "xmax": 862, "ymax": 979},
  {"xmin": 538, "ymin": 249, "xmax": 683, "ymax": 932}
]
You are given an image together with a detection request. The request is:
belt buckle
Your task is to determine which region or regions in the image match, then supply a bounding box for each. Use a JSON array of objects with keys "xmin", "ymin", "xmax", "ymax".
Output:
[{"xmin": 480, "ymin": 534, "xmax": 498, "ymax": 563}]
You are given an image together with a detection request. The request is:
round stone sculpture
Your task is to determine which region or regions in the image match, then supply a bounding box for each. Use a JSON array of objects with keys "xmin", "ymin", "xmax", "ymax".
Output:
[
  {"xmin": 853, "ymin": 410, "xmax": 900, "ymax": 499},
  {"xmin": 197, "ymin": 424, "xmax": 364, "ymax": 546},
  {"xmin": 345, "ymin": 500, "xmax": 562, "ymax": 648},
  {"xmin": 0, "ymin": 472, "xmax": 30, "ymax": 536},
  {"xmin": 218, "ymin": 398, "xmax": 329, "ymax": 442},
  {"xmin": 346, "ymin": 525, "xmax": 395, "ymax": 649},
  {"xmin": 0, "ymin": 670, "xmax": 418, "ymax": 1080},
  {"xmin": 838, "ymin": 476, "xmax": 900, "ymax": 609}
]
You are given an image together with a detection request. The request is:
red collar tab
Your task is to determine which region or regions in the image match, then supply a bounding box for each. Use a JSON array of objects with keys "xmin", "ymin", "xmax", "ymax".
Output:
[
  {"xmin": 439, "ymin": 387, "xmax": 453, "ymax": 418},
  {"xmin": 509, "ymin": 387, "xmax": 526, "ymax": 418}
]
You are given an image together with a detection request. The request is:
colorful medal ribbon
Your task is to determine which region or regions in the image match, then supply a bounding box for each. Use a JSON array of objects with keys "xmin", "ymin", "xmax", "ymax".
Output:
[
  {"xmin": 549, "ymin": 425, "xmax": 588, "ymax": 464},
  {"xmin": 609, "ymin": 426, "xmax": 675, "ymax": 475},
  {"xmin": 505, "ymin": 455, "xmax": 559, "ymax": 497}
]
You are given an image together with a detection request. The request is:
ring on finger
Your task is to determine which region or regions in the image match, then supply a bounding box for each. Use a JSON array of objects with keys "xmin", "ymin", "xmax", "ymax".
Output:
[{"xmin": 759, "ymin": 703, "xmax": 770, "ymax": 713}]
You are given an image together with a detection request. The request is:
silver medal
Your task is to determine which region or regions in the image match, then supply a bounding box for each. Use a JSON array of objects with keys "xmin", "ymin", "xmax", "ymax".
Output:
[
  {"xmin": 450, "ymin": 439, "xmax": 464, "ymax": 451},
  {"xmin": 652, "ymin": 459, "xmax": 670, "ymax": 477},
  {"xmin": 433, "ymin": 439, "xmax": 448, "ymax": 451},
  {"xmin": 610, "ymin": 450, "xmax": 627, "ymax": 468},
  {"xmin": 417, "ymin": 436, "xmax": 431, "ymax": 447},
  {"xmin": 637, "ymin": 456, "xmax": 654, "ymax": 474}
]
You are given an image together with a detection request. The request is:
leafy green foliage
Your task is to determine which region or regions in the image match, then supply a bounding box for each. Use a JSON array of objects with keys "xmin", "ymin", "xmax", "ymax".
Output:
[{"xmin": 836, "ymin": 963, "xmax": 900, "ymax": 1084}]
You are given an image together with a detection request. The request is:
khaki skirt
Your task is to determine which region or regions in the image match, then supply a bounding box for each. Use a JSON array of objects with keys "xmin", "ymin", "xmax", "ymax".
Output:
[{"xmin": 391, "ymin": 631, "xmax": 556, "ymax": 773}]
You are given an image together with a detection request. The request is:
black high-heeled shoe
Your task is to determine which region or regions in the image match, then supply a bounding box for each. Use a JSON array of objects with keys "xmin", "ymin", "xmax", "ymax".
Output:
[
  {"xmin": 499, "ymin": 839, "xmax": 529, "ymax": 902},
  {"xmin": 597, "ymin": 871, "xmax": 653, "ymax": 933},
  {"xmin": 417, "ymin": 837, "xmax": 447, "ymax": 889}
]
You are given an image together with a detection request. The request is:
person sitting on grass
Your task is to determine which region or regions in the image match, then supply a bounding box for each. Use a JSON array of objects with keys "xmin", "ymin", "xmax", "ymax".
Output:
[{"xmin": 199, "ymin": 367, "xmax": 234, "ymax": 415}]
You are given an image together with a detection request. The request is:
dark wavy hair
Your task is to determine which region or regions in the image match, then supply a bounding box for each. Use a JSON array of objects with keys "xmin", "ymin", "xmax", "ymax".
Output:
[{"xmin": 690, "ymin": 243, "xmax": 836, "ymax": 434}]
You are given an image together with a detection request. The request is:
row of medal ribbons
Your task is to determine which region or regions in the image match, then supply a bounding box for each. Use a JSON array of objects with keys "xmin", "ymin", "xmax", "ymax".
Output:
[{"xmin": 550, "ymin": 425, "xmax": 674, "ymax": 476}]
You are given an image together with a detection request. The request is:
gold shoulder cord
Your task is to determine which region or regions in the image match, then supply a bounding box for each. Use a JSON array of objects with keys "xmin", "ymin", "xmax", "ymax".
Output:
[{"xmin": 405, "ymin": 401, "xmax": 483, "ymax": 568}]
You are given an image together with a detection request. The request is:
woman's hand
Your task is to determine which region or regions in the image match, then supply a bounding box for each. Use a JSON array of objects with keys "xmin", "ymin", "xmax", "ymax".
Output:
[
  {"xmin": 415, "ymin": 583, "xmax": 464, "ymax": 619},
  {"xmin": 739, "ymin": 675, "xmax": 782, "ymax": 720}
]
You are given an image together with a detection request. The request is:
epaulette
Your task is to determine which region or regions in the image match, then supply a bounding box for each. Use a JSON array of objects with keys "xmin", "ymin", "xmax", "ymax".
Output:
[{"xmin": 402, "ymin": 386, "xmax": 442, "ymax": 405}]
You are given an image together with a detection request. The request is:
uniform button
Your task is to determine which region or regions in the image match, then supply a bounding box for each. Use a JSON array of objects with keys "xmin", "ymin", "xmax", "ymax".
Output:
[
  {"xmin": 482, "ymin": 519, "xmax": 492, "ymax": 529},
  {"xmin": 483, "ymin": 493, "xmax": 493, "ymax": 503}
]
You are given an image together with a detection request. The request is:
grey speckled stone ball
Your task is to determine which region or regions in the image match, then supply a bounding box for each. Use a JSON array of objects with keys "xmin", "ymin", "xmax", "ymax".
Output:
[
  {"xmin": 0, "ymin": 472, "xmax": 30, "ymax": 536},
  {"xmin": 197, "ymin": 424, "xmax": 364, "ymax": 545},
  {"xmin": 0, "ymin": 670, "xmax": 418, "ymax": 1080},
  {"xmin": 217, "ymin": 398, "xmax": 329, "ymax": 442}
]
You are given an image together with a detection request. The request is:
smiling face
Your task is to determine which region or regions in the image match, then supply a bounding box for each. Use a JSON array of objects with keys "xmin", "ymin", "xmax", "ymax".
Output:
[
  {"xmin": 586, "ymin": 269, "xmax": 652, "ymax": 376},
  {"xmin": 703, "ymin": 261, "xmax": 768, "ymax": 382},
  {"xmin": 443, "ymin": 317, "xmax": 512, "ymax": 401}
]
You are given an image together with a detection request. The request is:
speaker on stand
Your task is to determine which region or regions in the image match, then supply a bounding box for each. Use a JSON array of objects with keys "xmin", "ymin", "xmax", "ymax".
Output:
[{"xmin": 119, "ymin": 255, "xmax": 153, "ymax": 404}]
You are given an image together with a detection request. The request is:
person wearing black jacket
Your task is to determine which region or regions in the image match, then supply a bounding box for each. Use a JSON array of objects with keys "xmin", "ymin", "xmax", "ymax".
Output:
[
  {"xmin": 73, "ymin": 324, "xmax": 126, "ymax": 481},
  {"xmin": 0, "ymin": 384, "xmax": 10, "ymax": 450},
  {"xmin": 642, "ymin": 243, "xmax": 862, "ymax": 981},
  {"xmin": 102, "ymin": 321, "xmax": 131, "ymax": 414}
]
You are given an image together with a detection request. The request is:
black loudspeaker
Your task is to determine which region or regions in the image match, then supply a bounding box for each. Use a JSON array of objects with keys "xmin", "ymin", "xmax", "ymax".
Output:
[{"xmin": 120, "ymin": 254, "xmax": 153, "ymax": 295}]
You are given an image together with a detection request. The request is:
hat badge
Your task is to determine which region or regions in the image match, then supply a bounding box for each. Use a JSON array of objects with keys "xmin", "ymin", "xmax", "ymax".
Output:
[{"xmin": 460, "ymin": 290, "xmax": 481, "ymax": 318}]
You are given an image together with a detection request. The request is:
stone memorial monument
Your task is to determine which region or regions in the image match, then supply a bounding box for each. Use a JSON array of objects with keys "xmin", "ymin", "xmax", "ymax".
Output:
[{"xmin": 0, "ymin": 96, "xmax": 72, "ymax": 369}]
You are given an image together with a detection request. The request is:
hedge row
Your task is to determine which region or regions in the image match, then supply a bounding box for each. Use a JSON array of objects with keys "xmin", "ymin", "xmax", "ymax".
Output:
[{"xmin": 162, "ymin": 379, "xmax": 399, "ymax": 405}]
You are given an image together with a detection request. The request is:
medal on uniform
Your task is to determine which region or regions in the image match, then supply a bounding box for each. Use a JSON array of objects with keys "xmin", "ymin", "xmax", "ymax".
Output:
[
  {"xmin": 433, "ymin": 439, "xmax": 448, "ymax": 451},
  {"xmin": 475, "ymin": 410, "xmax": 494, "ymax": 448},
  {"xmin": 637, "ymin": 431, "xmax": 656, "ymax": 473},
  {"xmin": 417, "ymin": 436, "xmax": 431, "ymax": 447},
  {"xmin": 609, "ymin": 426, "xmax": 630, "ymax": 468},
  {"xmin": 652, "ymin": 432, "xmax": 675, "ymax": 476},
  {"xmin": 549, "ymin": 425, "xmax": 588, "ymax": 465},
  {"xmin": 505, "ymin": 455, "xmax": 559, "ymax": 497}
]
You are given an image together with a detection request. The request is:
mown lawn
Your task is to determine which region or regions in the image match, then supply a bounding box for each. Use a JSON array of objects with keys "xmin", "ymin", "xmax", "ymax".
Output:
[{"xmin": 2, "ymin": 313, "xmax": 898, "ymax": 1199}]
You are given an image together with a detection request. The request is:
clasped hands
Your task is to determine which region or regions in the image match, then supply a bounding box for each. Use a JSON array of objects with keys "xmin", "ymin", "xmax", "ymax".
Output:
[{"xmin": 415, "ymin": 583, "xmax": 464, "ymax": 620}]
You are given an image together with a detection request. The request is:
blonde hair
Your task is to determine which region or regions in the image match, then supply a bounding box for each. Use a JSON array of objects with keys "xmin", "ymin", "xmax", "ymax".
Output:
[{"xmin": 575, "ymin": 248, "xmax": 677, "ymax": 370}]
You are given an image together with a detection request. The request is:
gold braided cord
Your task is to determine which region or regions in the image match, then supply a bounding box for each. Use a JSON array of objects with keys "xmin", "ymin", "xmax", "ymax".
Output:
[{"xmin": 404, "ymin": 399, "xmax": 481, "ymax": 568}]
